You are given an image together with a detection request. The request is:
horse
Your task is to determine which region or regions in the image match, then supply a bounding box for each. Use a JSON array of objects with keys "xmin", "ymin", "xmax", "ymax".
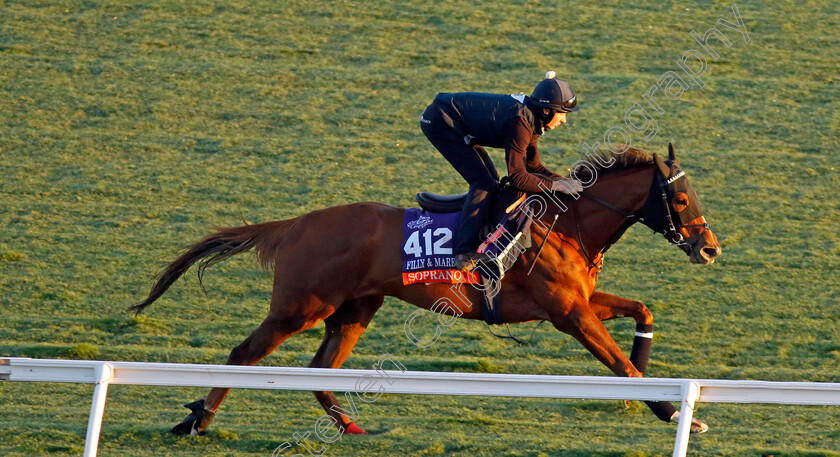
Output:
[{"xmin": 130, "ymin": 143, "xmax": 721, "ymax": 438}]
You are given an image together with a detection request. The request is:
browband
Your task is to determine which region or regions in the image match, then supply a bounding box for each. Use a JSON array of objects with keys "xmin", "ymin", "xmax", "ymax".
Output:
[{"xmin": 662, "ymin": 170, "xmax": 686, "ymax": 185}]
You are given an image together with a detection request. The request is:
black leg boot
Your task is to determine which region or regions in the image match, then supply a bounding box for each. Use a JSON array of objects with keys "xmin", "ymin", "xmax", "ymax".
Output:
[{"xmin": 170, "ymin": 399, "xmax": 216, "ymax": 436}]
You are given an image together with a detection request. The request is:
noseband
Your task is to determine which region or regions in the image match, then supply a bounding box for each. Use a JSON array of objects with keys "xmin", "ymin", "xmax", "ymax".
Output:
[{"xmin": 654, "ymin": 170, "xmax": 709, "ymax": 250}]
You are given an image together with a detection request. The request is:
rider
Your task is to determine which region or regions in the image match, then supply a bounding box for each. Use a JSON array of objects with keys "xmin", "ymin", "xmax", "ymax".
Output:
[{"xmin": 420, "ymin": 71, "xmax": 584, "ymax": 271}]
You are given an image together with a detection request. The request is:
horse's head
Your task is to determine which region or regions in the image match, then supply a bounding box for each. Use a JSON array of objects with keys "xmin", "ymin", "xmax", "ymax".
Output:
[{"xmin": 644, "ymin": 143, "xmax": 721, "ymax": 264}]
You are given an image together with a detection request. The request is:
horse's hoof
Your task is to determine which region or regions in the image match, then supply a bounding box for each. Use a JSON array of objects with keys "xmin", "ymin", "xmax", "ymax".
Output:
[
  {"xmin": 690, "ymin": 418, "xmax": 709, "ymax": 435},
  {"xmin": 171, "ymin": 419, "xmax": 203, "ymax": 436},
  {"xmin": 669, "ymin": 411, "xmax": 709, "ymax": 435},
  {"xmin": 345, "ymin": 422, "xmax": 367, "ymax": 435},
  {"xmin": 170, "ymin": 399, "xmax": 215, "ymax": 436}
]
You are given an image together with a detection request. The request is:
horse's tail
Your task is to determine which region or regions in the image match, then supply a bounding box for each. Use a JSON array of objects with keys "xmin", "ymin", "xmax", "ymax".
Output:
[{"xmin": 129, "ymin": 219, "xmax": 298, "ymax": 316}]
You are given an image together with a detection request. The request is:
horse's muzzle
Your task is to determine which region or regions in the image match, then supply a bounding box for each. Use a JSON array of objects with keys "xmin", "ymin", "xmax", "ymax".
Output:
[{"xmin": 689, "ymin": 230, "xmax": 721, "ymax": 265}]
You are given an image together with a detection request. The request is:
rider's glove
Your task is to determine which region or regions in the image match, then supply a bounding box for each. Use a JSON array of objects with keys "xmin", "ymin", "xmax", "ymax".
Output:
[{"xmin": 550, "ymin": 177, "xmax": 584, "ymax": 194}]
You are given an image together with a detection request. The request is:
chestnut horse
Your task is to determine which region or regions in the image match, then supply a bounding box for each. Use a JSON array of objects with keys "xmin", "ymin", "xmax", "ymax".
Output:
[{"xmin": 131, "ymin": 144, "xmax": 720, "ymax": 437}]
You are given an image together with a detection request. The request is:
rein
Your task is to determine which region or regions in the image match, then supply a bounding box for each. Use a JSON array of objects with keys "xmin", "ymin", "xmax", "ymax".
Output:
[{"xmin": 569, "ymin": 199, "xmax": 597, "ymax": 270}]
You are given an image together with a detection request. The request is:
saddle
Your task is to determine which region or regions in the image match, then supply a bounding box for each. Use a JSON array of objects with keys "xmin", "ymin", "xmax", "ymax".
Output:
[{"xmin": 416, "ymin": 180, "xmax": 527, "ymax": 238}]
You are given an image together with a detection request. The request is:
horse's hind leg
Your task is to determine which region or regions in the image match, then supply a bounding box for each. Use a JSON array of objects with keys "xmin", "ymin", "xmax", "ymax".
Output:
[
  {"xmin": 309, "ymin": 296, "xmax": 384, "ymax": 435},
  {"xmin": 586, "ymin": 291, "xmax": 708, "ymax": 434},
  {"xmin": 171, "ymin": 313, "xmax": 320, "ymax": 435}
]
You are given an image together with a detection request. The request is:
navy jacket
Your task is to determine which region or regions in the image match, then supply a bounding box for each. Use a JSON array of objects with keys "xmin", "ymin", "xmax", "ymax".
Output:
[{"xmin": 431, "ymin": 92, "xmax": 560, "ymax": 193}]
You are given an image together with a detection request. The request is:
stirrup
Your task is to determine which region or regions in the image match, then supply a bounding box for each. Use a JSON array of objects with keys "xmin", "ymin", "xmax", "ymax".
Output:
[{"xmin": 454, "ymin": 252, "xmax": 492, "ymax": 272}]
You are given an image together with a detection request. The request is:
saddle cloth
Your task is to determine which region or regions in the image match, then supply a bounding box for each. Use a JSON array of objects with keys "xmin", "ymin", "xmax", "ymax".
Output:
[
  {"xmin": 401, "ymin": 208, "xmax": 481, "ymax": 285},
  {"xmin": 401, "ymin": 200, "xmax": 533, "ymax": 286}
]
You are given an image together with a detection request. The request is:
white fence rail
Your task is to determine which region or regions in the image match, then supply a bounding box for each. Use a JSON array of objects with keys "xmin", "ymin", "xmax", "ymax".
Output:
[{"xmin": 3, "ymin": 357, "xmax": 840, "ymax": 457}]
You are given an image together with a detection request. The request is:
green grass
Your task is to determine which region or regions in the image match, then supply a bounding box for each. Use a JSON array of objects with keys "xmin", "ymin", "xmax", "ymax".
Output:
[{"xmin": 1, "ymin": 0, "xmax": 839, "ymax": 455}]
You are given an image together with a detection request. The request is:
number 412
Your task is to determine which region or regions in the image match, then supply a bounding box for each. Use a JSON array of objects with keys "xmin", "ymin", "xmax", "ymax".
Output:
[{"xmin": 403, "ymin": 228, "xmax": 453, "ymax": 258}]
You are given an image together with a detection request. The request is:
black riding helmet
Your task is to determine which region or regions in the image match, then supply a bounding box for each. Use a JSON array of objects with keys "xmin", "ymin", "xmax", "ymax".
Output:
[{"xmin": 530, "ymin": 71, "xmax": 579, "ymax": 114}]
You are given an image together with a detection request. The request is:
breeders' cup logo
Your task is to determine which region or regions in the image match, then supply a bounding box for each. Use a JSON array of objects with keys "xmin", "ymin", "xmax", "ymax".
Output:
[{"xmin": 407, "ymin": 215, "xmax": 433, "ymax": 229}]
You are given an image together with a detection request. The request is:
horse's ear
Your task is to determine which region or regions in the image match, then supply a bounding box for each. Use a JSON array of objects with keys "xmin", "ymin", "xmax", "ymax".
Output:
[
  {"xmin": 668, "ymin": 142, "xmax": 676, "ymax": 162},
  {"xmin": 653, "ymin": 153, "xmax": 671, "ymax": 177}
]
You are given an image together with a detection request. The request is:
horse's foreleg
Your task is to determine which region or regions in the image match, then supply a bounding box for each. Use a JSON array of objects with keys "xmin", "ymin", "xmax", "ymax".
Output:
[
  {"xmin": 553, "ymin": 305, "xmax": 643, "ymax": 378},
  {"xmin": 171, "ymin": 314, "xmax": 318, "ymax": 435},
  {"xmin": 587, "ymin": 291, "xmax": 653, "ymax": 373},
  {"xmin": 309, "ymin": 296, "xmax": 384, "ymax": 435},
  {"xmin": 553, "ymin": 307, "xmax": 683, "ymax": 424},
  {"xmin": 588, "ymin": 291, "xmax": 651, "ymax": 324},
  {"xmin": 585, "ymin": 292, "xmax": 708, "ymax": 433}
]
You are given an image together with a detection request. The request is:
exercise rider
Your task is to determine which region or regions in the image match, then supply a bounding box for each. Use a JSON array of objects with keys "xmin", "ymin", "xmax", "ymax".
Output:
[{"xmin": 420, "ymin": 71, "xmax": 584, "ymax": 271}]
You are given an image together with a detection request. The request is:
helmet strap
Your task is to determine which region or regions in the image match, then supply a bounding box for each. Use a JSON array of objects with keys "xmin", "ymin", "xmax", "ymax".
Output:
[
  {"xmin": 525, "ymin": 97, "xmax": 551, "ymax": 134},
  {"xmin": 538, "ymin": 107, "xmax": 555, "ymax": 123}
]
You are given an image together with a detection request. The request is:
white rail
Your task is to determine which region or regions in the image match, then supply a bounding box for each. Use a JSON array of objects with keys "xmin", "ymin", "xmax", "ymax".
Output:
[{"xmin": 3, "ymin": 357, "xmax": 839, "ymax": 456}]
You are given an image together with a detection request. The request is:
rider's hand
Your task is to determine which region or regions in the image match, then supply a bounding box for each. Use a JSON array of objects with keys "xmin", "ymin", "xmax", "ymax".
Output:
[{"xmin": 551, "ymin": 177, "xmax": 583, "ymax": 194}]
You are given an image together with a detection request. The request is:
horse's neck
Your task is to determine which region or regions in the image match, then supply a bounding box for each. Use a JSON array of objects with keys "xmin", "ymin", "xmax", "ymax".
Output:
[{"xmin": 556, "ymin": 166, "xmax": 655, "ymax": 263}]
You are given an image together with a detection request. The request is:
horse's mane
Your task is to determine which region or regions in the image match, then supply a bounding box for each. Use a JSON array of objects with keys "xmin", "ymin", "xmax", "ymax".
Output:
[{"xmin": 564, "ymin": 145, "xmax": 654, "ymax": 181}]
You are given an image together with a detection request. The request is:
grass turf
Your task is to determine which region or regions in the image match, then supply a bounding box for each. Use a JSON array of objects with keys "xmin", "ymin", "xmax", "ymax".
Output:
[{"xmin": 1, "ymin": 0, "xmax": 839, "ymax": 455}]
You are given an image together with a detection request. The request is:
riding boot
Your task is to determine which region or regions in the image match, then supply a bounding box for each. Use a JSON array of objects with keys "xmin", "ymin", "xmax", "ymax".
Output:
[{"xmin": 453, "ymin": 183, "xmax": 494, "ymax": 271}]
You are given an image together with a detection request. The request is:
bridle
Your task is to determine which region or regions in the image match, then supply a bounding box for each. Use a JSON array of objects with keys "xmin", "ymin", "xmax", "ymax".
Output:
[
  {"xmin": 649, "ymin": 169, "xmax": 710, "ymax": 250},
  {"xmin": 575, "ymin": 165, "xmax": 710, "ymax": 256},
  {"xmin": 530, "ymin": 162, "xmax": 710, "ymax": 273}
]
